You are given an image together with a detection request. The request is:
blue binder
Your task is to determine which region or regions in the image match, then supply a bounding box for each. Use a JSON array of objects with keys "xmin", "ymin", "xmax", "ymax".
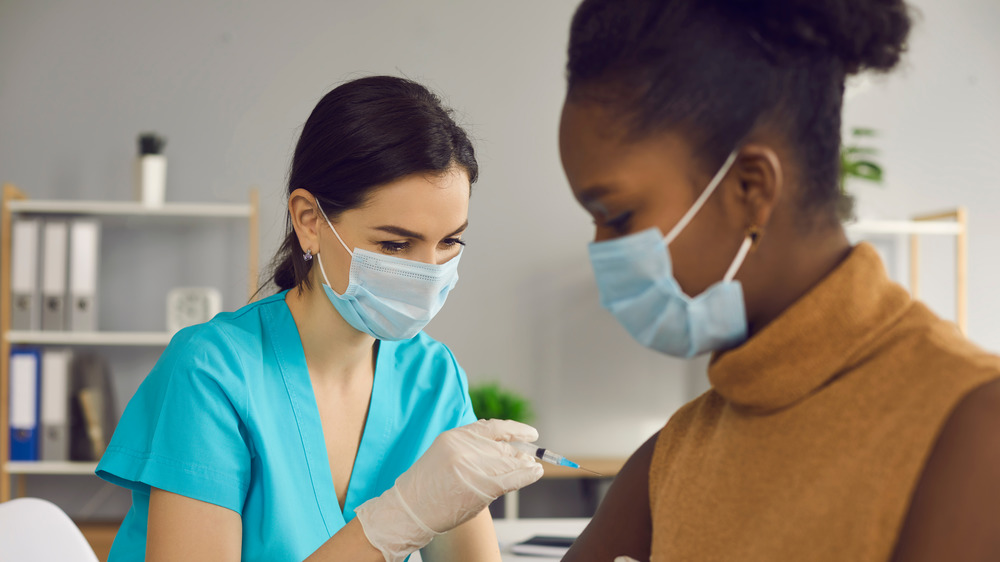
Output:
[{"xmin": 9, "ymin": 347, "xmax": 41, "ymax": 461}]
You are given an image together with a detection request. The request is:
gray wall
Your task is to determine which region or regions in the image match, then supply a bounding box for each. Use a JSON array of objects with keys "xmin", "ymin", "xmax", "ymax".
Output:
[{"xmin": 2, "ymin": 0, "xmax": 999, "ymax": 518}]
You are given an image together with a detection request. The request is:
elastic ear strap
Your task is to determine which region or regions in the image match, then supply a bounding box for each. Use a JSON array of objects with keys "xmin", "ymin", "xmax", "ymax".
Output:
[
  {"xmin": 664, "ymin": 151, "xmax": 739, "ymax": 245},
  {"xmin": 723, "ymin": 235, "xmax": 754, "ymax": 282},
  {"xmin": 316, "ymin": 201, "xmax": 353, "ymax": 256},
  {"xmin": 315, "ymin": 252, "xmax": 335, "ymax": 289}
]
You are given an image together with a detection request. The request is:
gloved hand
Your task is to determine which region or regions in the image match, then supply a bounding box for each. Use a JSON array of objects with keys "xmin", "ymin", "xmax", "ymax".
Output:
[
  {"xmin": 354, "ymin": 419, "xmax": 545, "ymax": 562},
  {"xmin": 615, "ymin": 557, "xmax": 641, "ymax": 562}
]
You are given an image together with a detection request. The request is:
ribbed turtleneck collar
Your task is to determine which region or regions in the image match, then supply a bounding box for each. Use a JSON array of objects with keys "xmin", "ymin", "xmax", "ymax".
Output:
[{"xmin": 708, "ymin": 243, "xmax": 913, "ymax": 413}]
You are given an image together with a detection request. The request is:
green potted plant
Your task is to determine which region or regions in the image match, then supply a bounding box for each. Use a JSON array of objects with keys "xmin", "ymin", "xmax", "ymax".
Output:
[
  {"xmin": 468, "ymin": 383, "xmax": 533, "ymax": 423},
  {"xmin": 838, "ymin": 127, "xmax": 884, "ymax": 219}
]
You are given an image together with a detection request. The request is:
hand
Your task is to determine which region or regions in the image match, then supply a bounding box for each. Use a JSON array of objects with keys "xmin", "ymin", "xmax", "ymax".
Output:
[
  {"xmin": 354, "ymin": 419, "xmax": 544, "ymax": 561},
  {"xmin": 615, "ymin": 557, "xmax": 642, "ymax": 562}
]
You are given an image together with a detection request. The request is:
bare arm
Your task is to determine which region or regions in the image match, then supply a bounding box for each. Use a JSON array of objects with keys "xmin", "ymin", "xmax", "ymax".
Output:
[
  {"xmin": 891, "ymin": 378, "xmax": 1000, "ymax": 562},
  {"xmin": 419, "ymin": 509, "xmax": 501, "ymax": 562},
  {"xmin": 147, "ymin": 487, "xmax": 382, "ymax": 562},
  {"xmin": 563, "ymin": 431, "xmax": 658, "ymax": 562}
]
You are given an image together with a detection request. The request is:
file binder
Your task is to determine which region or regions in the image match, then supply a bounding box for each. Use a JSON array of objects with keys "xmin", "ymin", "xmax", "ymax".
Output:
[
  {"xmin": 40, "ymin": 349, "xmax": 72, "ymax": 462},
  {"xmin": 11, "ymin": 218, "xmax": 41, "ymax": 331},
  {"xmin": 68, "ymin": 219, "xmax": 100, "ymax": 331},
  {"xmin": 41, "ymin": 220, "xmax": 69, "ymax": 331},
  {"xmin": 9, "ymin": 348, "xmax": 41, "ymax": 461}
]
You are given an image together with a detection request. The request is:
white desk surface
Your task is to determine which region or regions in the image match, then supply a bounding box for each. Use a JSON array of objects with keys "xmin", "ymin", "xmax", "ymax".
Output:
[{"xmin": 410, "ymin": 518, "xmax": 590, "ymax": 561}]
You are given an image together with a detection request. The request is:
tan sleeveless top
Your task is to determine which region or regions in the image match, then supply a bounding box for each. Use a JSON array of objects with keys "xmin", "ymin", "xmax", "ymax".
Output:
[{"xmin": 649, "ymin": 243, "xmax": 1000, "ymax": 561}]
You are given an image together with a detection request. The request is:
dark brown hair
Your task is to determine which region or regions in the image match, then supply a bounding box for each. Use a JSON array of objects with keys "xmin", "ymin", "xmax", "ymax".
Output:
[{"xmin": 263, "ymin": 75, "xmax": 478, "ymax": 294}]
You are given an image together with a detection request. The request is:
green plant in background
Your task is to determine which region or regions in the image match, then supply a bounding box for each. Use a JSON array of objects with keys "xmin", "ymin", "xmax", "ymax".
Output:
[
  {"xmin": 839, "ymin": 127, "xmax": 884, "ymax": 194},
  {"xmin": 468, "ymin": 383, "xmax": 533, "ymax": 423}
]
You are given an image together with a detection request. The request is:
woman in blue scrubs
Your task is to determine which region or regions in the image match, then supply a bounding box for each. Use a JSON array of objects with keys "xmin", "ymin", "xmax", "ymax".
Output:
[{"xmin": 96, "ymin": 76, "xmax": 544, "ymax": 561}]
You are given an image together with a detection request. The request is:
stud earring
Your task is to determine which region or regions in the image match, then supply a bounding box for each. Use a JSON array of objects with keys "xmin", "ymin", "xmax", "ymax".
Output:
[
  {"xmin": 303, "ymin": 249, "xmax": 313, "ymax": 262},
  {"xmin": 747, "ymin": 226, "xmax": 763, "ymax": 250}
]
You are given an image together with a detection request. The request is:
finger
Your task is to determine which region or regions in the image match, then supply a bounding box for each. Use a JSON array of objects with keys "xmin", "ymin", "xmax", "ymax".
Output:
[
  {"xmin": 615, "ymin": 557, "xmax": 641, "ymax": 562},
  {"xmin": 464, "ymin": 419, "xmax": 539, "ymax": 443},
  {"xmin": 492, "ymin": 462, "xmax": 544, "ymax": 494}
]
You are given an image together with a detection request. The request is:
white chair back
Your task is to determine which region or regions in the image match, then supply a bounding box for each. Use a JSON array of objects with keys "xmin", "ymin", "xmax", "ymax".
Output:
[{"xmin": 0, "ymin": 497, "xmax": 100, "ymax": 562}]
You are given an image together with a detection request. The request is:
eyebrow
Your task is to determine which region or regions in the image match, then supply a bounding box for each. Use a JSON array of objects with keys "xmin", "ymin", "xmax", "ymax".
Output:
[
  {"xmin": 371, "ymin": 220, "xmax": 469, "ymax": 241},
  {"xmin": 577, "ymin": 184, "xmax": 615, "ymax": 205}
]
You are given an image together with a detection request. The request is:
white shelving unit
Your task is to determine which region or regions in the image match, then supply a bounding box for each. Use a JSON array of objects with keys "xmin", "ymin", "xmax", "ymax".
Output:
[
  {"xmin": 6, "ymin": 331, "xmax": 174, "ymax": 346},
  {"xmin": 845, "ymin": 208, "xmax": 967, "ymax": 334},
  {"xmin": 0, "ymin": 183, "xmax": 260, "ymax": 503},
  {"xmin": 7, "ymin": 461, "xmax": 99, "ymax": 476}
]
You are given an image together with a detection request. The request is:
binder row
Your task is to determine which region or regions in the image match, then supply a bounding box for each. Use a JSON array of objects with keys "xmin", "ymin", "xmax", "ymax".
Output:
[
  {"xmin": 10, "ymin": 218, "xmax": 100, "ymax": 332},
  {"xmin": 8, "ymin": 348, "xmax": 115, "ymax": 462}
]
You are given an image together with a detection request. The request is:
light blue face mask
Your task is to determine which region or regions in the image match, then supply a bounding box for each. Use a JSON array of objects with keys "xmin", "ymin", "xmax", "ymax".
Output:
[
  {"xmin": 587, "ymin": 151, "xmax": 753, "ymax": 358},
  {"xmin": 314, "ymin": 206, "xmax": 461, "ymax": 341}
]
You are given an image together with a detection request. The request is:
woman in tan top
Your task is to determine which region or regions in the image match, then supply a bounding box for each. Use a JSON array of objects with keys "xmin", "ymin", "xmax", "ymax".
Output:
[{"xmin": 557, "ymin": 0, "xmax": 1000, "ymax": 560}]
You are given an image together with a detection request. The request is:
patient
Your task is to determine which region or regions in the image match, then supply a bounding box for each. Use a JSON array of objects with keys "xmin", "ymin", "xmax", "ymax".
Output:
[{"xmin": 556, "ymin": 0, "xmax": 1000, "ymax": 560}]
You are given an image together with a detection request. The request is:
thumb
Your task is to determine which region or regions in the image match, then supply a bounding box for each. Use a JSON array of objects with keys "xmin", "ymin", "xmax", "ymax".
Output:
[{"xmin": 465, "ymin": 419, "xmax": 539, "ymax": 443}]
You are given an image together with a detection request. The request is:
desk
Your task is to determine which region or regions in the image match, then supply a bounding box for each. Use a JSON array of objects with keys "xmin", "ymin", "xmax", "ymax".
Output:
[{"xmin": 410, "ymin": 518, "xmax": 590, "ymax": 561}]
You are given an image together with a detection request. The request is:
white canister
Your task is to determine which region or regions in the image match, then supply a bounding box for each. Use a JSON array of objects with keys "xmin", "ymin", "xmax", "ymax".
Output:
[{"xmin": 135, "ymin": 154, "xmax": 167, "ymax": 206}]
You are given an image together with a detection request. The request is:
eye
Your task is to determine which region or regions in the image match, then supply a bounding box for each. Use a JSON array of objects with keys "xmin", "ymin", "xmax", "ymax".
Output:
[
  {"xmin": 441, "ymin": 237, "xmax": 466, "ymax": 249},
  {"xmin": 603, "ymin": 211, "xmax": 633, "ymax": 234},
  {"xmin": 378, "ymin": 241, "xmax": 409, "ymax": 254}
]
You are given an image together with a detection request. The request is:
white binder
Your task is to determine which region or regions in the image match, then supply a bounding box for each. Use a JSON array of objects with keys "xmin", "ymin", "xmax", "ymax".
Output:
[
  {"xmin": 40, "ymin": 349, "xmax": 72, "ymax": 461},
  {"xmin": 41, "ymin": 220, "xmax": 69, "ymax": 331},
  {"xmin": 11, "ymin": 218, "xmax": 41, "ymax": 331},
  {"xmin": 68, "ymin": 220, "xmax": 100, "ymax": 331}
]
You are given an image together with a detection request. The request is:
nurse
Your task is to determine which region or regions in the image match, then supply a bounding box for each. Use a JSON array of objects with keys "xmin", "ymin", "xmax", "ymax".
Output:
[
  {"xmin": 557, "ymin": 0, "xmax": 1000, "ymax": 561},
  {"xmin": 96, "ymin": 76, "xmax": 543, "ymax": 561}
]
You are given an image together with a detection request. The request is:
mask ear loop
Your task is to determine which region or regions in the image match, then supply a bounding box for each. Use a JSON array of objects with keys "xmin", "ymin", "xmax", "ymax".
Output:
[
  {"xmin": 723, "ymin": 226, "xmax": 762, "ymax": 282},
  {"xmin": 313, "ymin": 199, "xmax": 354, "ymax": 292},
  {"xmin": 663, "ymin": 151, "xmax": 740, "ymax": 246}
]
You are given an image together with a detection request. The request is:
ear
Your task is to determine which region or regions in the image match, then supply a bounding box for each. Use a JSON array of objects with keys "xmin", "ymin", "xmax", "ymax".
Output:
[
  {"xmin": 288, "ymin": 188, "xmax": 322, "ymax": 255},
  {"xmin": 729, "ymin": 143, "xmax": 783, "ymax": 233}
]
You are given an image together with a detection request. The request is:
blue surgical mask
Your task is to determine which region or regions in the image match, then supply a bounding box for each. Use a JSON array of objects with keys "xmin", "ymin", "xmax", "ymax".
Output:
[
  {"xmin": 314, "ymin": 207, "xmax": 461, "ymax": 341},
  {"xmin": 587, "ymin": 151, "xmax": 753, "ymax": 358}
]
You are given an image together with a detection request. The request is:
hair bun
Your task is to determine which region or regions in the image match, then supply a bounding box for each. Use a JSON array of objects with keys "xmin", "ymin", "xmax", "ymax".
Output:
[{"xmin": 725, "ymin": 0, "xmax": 912, "ymax": 75}]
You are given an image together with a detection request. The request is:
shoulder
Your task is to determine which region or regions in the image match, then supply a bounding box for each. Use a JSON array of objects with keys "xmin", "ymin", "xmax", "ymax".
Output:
[
  {"xmin": 386, "ymin": 331, "xmax": 464, "ymax": 377},
  {"xmin": 892, "ymin": 377, "xmax": 1000, "ymax": 560}
]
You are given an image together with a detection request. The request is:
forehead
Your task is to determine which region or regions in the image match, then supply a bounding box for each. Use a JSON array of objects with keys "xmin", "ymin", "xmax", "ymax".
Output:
[
  {"xmin": 351, "ymin": 168, "xmax": 470, "ymax": 224},
  {"xmin": 559, "ymin": 100, "xmax": 695, "ymax": 194}
]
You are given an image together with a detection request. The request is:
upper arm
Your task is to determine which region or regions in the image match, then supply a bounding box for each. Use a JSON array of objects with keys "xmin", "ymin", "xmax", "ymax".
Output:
[
  {"xmin": 891, "ymin": 378, "xmax": 1000, "ymax": 562},
  {"xmin": 147, "ymin": 487, "xmax": 242, "ymax": 562},
  {"xmin": 419, "ymin": 508, "xmax": 501, "ymax": 562},
  {"xmin": 563, "ymin": 430, "xmax": 657, "ymax": 562}
]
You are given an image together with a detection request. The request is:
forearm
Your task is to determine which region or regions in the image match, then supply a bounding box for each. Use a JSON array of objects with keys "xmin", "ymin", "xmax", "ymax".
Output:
[
  {"xmin": 419, "ymin": 509, "xmax": 502, "ymax": 562},
  {"xmin": 305, "ymin": 518, "xmax": 384, "ymax": 562}
]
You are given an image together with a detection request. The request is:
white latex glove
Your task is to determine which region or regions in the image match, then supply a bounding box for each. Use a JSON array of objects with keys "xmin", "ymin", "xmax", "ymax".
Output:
[
  {"xmin": 615, "ymin": 557, "xmax": 641, "ymax": 562},
  {"xmin": 354, "ymin": 419, "xmax": 544, "ymax": 562}
]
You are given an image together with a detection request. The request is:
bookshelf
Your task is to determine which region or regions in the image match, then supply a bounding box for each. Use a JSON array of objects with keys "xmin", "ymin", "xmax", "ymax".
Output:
[{"xmin": 0, "ymin": 183, "xmax": 260, "ymax": 505}]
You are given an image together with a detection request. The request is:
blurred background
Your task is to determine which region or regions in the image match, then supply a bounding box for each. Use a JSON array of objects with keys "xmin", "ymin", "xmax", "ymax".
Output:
[{"xmin": 1, "ymin": 0, "xmax": 998, "ymax": 527}]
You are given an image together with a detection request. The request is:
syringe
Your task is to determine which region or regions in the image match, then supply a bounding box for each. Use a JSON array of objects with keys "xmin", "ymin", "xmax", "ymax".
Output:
[{"xmin": 511, "ymin": 442, "xmax": 604, "ymax": 476}]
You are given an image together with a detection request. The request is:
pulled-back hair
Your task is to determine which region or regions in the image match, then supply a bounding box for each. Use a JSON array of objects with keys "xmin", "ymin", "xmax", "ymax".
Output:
[
  {"xmin": 265, "ymin": 76, "xmax": 478, "ymax": 294},
  {"xmin": 566, "ymin": 0, "xmax": 912, "ymax": 221}
]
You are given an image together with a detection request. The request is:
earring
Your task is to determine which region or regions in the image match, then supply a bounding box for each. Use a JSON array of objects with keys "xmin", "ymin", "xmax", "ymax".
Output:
[
  {"xmin": 303, "ymin": 249, "xmax": 313, "ymax": 262},
  {"xmin": 747, "ymin": 226, "xmax": 763, "ymax": 249}
]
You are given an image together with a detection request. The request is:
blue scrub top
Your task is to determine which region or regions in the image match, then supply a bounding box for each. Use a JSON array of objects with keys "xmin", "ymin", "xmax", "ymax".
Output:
[{"xmin": 96, "ymin": 291, "xmax": 478, "ymax": 561}]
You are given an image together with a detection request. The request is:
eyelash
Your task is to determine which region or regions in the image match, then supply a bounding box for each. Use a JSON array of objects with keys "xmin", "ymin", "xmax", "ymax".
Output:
[
  {"xmin": 603, "ymin": 211, "xmax": 633, "ymax": 234},
  {"xmin": 377, "ymin": 238, "xmax": 466, "ymax": 254}
]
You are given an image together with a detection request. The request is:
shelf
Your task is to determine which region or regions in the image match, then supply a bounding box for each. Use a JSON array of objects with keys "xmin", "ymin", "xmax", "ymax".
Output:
[
  {"xmin": 7, "ymin": 199, "xmax": 252, "ymax": 219},
  {"xmin": 6, "ymin": 330, "xmax": 173, "ymax": 346},
  {"xmin": 846, "ymin": 219, "xmax": 964, "ymax": 236},
  {"xmin": 6, "ymin": 461, "xmax": 99, "ymax": 475}
]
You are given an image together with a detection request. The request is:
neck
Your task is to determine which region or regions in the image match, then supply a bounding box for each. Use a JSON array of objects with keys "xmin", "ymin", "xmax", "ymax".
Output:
[
  {"xmin": 285, "ymin": 280, "xmax": 376, "ymax": 385},
  {"xmin": 745, "ymin": 225, "xmax": 852, "ymax": 337}
]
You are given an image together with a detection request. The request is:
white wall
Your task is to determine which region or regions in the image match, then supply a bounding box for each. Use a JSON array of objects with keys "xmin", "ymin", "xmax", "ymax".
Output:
[
  {"xmin": 1, "ymin": 0, "xmax": 998, "ymax": 517},
  {"xmin": 843, "ymin": 0, "xmax": 1000, "ymax": 346}
]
